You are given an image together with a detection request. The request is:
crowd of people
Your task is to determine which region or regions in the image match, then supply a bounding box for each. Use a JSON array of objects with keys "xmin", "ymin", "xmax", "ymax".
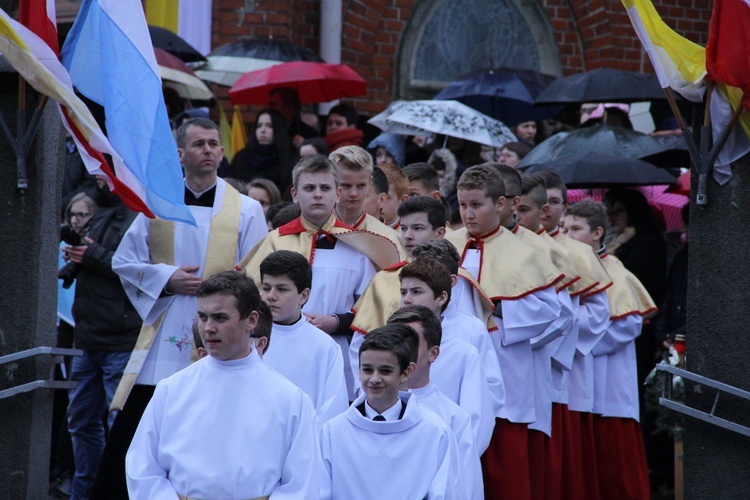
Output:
[{"xmin": 52, "ymin": 91, "xmax": 688, "ymax": 499}]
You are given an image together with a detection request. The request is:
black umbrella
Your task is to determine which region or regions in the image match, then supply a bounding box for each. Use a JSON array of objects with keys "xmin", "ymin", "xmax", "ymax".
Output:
[
  {"xmin": 148, "ymin": 26, "xmax": 206, "ymax": 63},
  {"xmin": 517, "ymin": 124, "xmax": 689, "ymax": 171},
  {"xmin": 534, "ymin": 68, "xmax": 665, "ymax": 106},
  {"xmin": 518, "ymin": 152, "xmax": 677, "ymax": 188},
  {"xmin": 434, "ymin": 68, "xmax": 560, "ymax": 126},
  {"xmin": 195, "ymin": 37, "xmax": 324, "ymax": 87}
]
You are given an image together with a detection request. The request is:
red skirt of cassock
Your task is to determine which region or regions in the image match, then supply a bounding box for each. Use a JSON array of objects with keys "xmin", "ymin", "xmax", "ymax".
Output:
[
  {"xmin": 593, "ymin": 415, "xmax": 650, "ymax": 500},
  {"xmin": 481, "ymin": 418, "xmax": 531, "ymax": 500}
]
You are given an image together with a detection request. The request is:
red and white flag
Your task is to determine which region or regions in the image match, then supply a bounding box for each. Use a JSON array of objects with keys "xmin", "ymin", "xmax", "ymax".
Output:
[
  {"xmin": 706, "ymin": 0, "xmax": 750, "ymax": 109},
  {"xmin": 18, "ymin": 0, "xmax": 58, "ymax": 55}
]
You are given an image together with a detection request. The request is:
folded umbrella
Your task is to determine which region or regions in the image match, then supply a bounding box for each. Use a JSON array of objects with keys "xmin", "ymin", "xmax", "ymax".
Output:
[
  {"xmin": 229, "ymin": 61, "xmax": 366, "ymax": 105},
  {"xmin": 519, "ymin": 152, "xmax": 677, "ymax": 188}
]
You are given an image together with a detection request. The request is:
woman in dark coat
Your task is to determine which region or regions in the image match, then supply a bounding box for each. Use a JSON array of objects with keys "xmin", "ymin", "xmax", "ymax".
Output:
[{"xmin": 229, "ymin": 108, "xmax": 295, "ymax": 199}]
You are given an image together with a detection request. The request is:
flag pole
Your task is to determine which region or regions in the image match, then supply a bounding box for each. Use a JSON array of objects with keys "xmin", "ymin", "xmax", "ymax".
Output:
[{"xmin": 663, "ymin": 87, "xmax": 702, "ymax": 172}]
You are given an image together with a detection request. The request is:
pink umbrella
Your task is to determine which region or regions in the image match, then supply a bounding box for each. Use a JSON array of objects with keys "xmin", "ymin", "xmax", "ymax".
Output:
[{"xmin": 637, "ymin": 185, "xmax": 688, "ymax": 231}]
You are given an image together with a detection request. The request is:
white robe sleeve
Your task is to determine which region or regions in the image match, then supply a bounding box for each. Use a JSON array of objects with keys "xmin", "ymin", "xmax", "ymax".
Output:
[
  {"xmin": 475, "ymin": 332, "xmax": 505, "ymax": 416},
  {"xmin": 318, "ymin": 344, "xmax": 350, "ymax": 424},
  {"xmin": 454, "ymin": 416, "xmax": 484, "ymax": 499},
  {"xmin": 429, "ymin": 426, "xmax": 466, "ymax": 500},
  {"xmin": 576, "ymin": 290, "xmax": 612, "ymax": 356},
  {"xmin": 552, "ymin": 295, "xmax": 580, "ymax": 371},
  {"xmin": 531, "ymin": 289, "xmax": 573, "ymax": 349},
  {"xmin": 317, "ymin": 422, "xmax": 334, "ymax": 500},
  {"xmin": 592, "ymin": 314, "xmax": 642, "ymax": 357},
  {"xmin": 238, "ymin": 196, "xmax": 269, "ymax": 256},
  {"xmin": 125, "ymin": 383, "xmax": 178, "ymax": 499},
  {"xmin": 460, "ymin": 354, "xmax": 495, "ymax": 454},
  {"xmin": 112, "ymin": 214, "xmax": 180, "ymax": 325},
  {"xmin": 500, "ymin": 286, "xmax": 561, "ymax": 346},
  {"xmin": 348, "ymin": 332, "xmax": 365, "ymax": 399},
  {"xmin": 271, "ymin": 393, "xmax": 321, "ymax": 499}
]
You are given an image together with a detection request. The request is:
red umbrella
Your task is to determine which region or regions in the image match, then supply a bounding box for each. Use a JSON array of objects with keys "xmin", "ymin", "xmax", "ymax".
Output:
[{"xmin": 228, "ymin": 61, "xmax": 367, "ymax": 105}]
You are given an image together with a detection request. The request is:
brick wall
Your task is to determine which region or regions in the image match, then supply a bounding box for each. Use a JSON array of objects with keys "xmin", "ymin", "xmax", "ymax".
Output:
[{"xmin": 212, "ymin": 0, "xmax": 713, "ymax": 118}]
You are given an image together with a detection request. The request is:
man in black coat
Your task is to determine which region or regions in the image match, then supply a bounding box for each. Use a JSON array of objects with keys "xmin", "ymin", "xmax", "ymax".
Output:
[{"xmin": 63, "ymin": 177, "xmax": 141, "ymax": 500}]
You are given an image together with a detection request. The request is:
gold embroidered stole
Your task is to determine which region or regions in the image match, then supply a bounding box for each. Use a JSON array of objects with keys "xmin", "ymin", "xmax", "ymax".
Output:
[
  {"xmin": 111, "ymin": 184, "xmax": 242, "ymax": 411},
  {"xmin": 551, "ymin": 230, "xmax": 613, "ymax": 296},
  {"xmin": 600, "ymin": 253, "xmax": 657, "ymax": 320},
  {"xmin": 456, "ymin": 267, "xmax": 497, "ymax": 331},
  {"xmin": 512, "ymin": 225, "xmax": 580, "ymax": 293},
  {"xmin": 239, "ymin": 213, "xmax": 402, "ymax": 283},
  {"xmin": 446, "ymin": 226, "xmax": 564, "ymax": 300},
  {"xmin": 352, "ymin": 212, "xmax": 407, "ymax": 261},
  {"xmin": 350, "ymin": 261, "xmax": 406, "ymax": 334}
]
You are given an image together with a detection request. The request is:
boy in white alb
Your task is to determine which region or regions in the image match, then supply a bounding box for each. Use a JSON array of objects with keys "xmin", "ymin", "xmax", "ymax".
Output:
[
  {"xmin": 126, "ymin": 271, "xmax": 319, "ymax": 499},
  {"xmin": 389, "ymin": 306, "xmax": 484, "ymax": 499},
  {"xmin": 540, "ymin": 172, "xmax": 612, "ymax": 499},
  {"xmin": 565, "ymin": 199, "xmax": 655, "ymax": 499},
  {"xmin": 446, "ymin": 165, "xmax": 563, "ymax": 500},
  {"xmin": 399, "ymin": 258, "xmax": 495, "ymax": 453},
  {"xmin": 259, "ymin": 250, "xmax": 348, "ymax": 423},
  {"xmin": 318, "ymin": 325, "xmax": 464, "ymax": 499},
  {"xmin": 240, "ymin": 155, "xmax": 402, "ymax": 399}
]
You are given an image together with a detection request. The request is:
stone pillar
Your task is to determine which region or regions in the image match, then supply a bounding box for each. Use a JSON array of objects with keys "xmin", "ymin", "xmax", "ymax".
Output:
[
  {"xmin": 0, "ymin": 60, "xmax": 66, "ymax": 498},
  {"xmin": 684, "ymin": 157, "xmax": 750, "ymax": 497}
]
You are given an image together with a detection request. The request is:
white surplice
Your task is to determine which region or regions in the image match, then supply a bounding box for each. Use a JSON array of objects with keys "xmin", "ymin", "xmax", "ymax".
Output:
[
  {"xmin": 303, "ymin": 239, "xmax": 376, "ymax": 400},
  {"xmin": 410, "ymin": 383, "xmax": 484, "ymax": 500},
  {"xmin": 462, "ymin": 249, "xmax": 561, "ymax": 424},
  {"xmin": 263, "ymin": 316, "xmax": 349, "ymax": 424},
  {"xmin": 318, "ymin": 393, "xmax": 465, "ymax": 500},
  {"xmin": 126, "ymin": 350, "xmax": 319, "ymax": 499},
  {"xmin": 441, "ymin": 300, "xmax": 505, "ymax": 417},
  {"xmin": 113, "ymin": 179, "xmax": 267, "ymax": 385},
  {"xmin": 431, "ymin": 325, "xmax": 495, "ymax": 454}
]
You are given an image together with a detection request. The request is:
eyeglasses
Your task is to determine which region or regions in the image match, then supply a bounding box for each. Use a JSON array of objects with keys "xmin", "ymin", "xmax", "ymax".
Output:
[{"xmin": 69, "ymin": 212, "xmax": 91, "ymax": 219}]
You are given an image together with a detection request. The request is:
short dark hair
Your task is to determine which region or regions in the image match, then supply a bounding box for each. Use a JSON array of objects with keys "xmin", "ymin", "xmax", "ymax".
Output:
[
  {"xmin": 271, "ymin": 203, "xmax": 302, "ymax": 229},
  {"xmin": 251, "ymin": 301, "xmax": 273, "ymax": 350},
  {"xmin": 397, "ymin": 196, "xmax": 446, "ymax": 230},
  {"xmin": 260, "ymin": 250, "xmax": 313, "ymax": 293},
  {"xmin": 410, "ymin": 239, "xmax": 460, "ymax": 275},
  {"xmin": 196, "ymin": 270, "xmax": 260, "ymax": 320},
  {"xmin": 328, "ymin": 103, "xmax": 358, "ymax": 128},
  {"xmin": 387, "ymin": 304, "xmax": 443, "ymax": 350},
  {"xmin": 537, "ymin": 170, "xmax": 568, "ymax": 204},
  {"xmin": 300, "ymin": 137, "xmax": 329, "ymax": 156},
  {"xmin": 490, "ymin": 163, "xmax": 522, "ymax": 198},
  {"xmin": 399, "ymin": 258, "xmax": 452, "ymax": 313},
  {"xmin": 440, "ymin": 196, "xmax": 453, "ymax": 225},
  {"xmin": 248, "ymin": 178, "xmax": 282, "ymax": 207},
  {"xmin": 457, "ymin": 164, "xmax": 505, "ymax": 201},
  {"xmin": 292, "ymin": 154, "xmax": 339, "ymax": 188},
  {"xmin": 520, "ymin": 172, "xmax": 548, "ymax": 209},
  {"xmin": 192, "ymin": 319, "xmax": 203, "ymax": 350},
  {"xmin": 360, "ymin": 324, "xmax": 417, "ymax": 373},
  {"xmin": 372, "ymin": 166, "xmax": 389, "ymax": 195},
  {"xmin": 403, "ymin": 163, "xmax": 440, "ymax": 193},
  {"xmin": 176, "ymin": 117, "xmax": 220, "ymax": 149},
  {"xmin": 269, "ymin": 87, "xmax": 301, "ymax": 112},
  {"xmin": 566, "ymin": 198, "xmax": 608, "ymax": 233},
  {"xmin": 501, "ymin": 141, "xmax": 532, "ymax": 160}
]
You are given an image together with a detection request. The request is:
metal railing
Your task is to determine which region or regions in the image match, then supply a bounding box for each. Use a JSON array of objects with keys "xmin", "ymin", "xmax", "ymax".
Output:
[
  {"xmin": 0, "ymin": 346, "xmax": 82, "ymax": 399},
  {"xmin": 657, "ymin": 364, "xmax": 750, "ymax": 438}
]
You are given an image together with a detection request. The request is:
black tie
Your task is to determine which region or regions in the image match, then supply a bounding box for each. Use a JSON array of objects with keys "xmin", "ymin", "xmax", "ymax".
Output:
[{"xmin": 373, "ymin": 415, "xmax": 386, "ymax": 421}]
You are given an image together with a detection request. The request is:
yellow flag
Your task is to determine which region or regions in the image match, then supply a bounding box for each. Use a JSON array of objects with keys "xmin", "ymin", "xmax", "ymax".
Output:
[
  {"xmin": 622, "ymin": 0, "xmax": 706, "ymax": 102},
  {"xmin": 218, "ymin": 104, "xmax": 233, "ymax": 162},
  {"xmin": 146, "ymin": 0, "xmax": 179, "ymax": 34},
  {"xmin": 231, "ymin": 106, "xmax": 247, "ymax": 158}
]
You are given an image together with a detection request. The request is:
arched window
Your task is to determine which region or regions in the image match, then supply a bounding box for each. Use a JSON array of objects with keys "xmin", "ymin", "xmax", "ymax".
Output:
[{"xmin": 397, "ymin": 0, "xmax": 562, "ymax": 99}]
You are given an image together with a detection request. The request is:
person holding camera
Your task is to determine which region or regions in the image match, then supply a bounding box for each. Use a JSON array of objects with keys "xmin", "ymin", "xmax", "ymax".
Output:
[{"xmin": 63, "ymin": 176, "xmax": 141, "ymax": 500}]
